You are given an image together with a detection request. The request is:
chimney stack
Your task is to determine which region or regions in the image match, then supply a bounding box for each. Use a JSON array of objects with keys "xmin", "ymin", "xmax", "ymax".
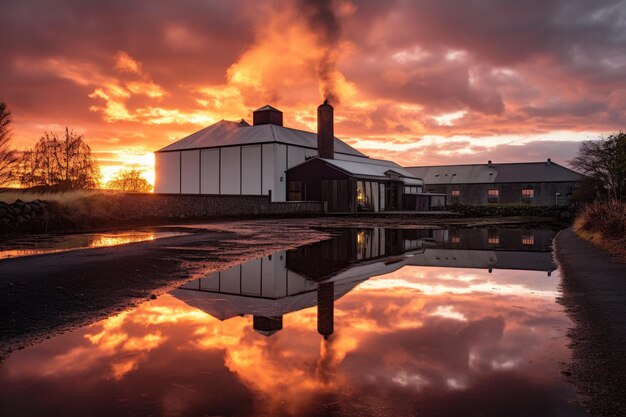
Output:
[
  {"xmin": 317, "ymin": 100, "xmax": 334, "ymax": 159},
  {"xmin": 547, "ymin": 158, "xmax": 552, "ymax": 164},
  {"xmin": 488, "ymin": 160, "xmax": 492, "ymax": 167}
]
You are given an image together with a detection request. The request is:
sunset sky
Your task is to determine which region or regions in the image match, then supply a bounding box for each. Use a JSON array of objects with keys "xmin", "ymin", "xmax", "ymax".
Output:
[{"xmin": 1, "ymin": 0, "xmax": 625, "ymax": 185}]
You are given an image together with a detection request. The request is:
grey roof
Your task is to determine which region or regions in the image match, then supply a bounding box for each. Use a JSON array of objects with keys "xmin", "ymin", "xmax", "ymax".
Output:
[
  {"xmin": 254, "ymin": 105, "xmax": 281, "ymax": 112},
  {"xmin": 157, "ymin": 119, "xmax": 366, "ymax": 156},
  {"xmin": 405, "ymin": 161, "xmax": 584, "ymax": 184},
  {"xmin": 312, "ymin": 157, "xmax": 423, "ymax": 184}
]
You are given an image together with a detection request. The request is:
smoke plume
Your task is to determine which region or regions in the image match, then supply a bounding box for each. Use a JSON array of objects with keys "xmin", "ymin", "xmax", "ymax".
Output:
[{"xmin": 299, "ymin": 0, "xmax": 342, "ymax": 104}]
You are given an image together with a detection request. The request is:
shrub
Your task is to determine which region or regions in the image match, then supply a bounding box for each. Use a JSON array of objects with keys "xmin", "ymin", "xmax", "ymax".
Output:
[{"xmin": 573, "ymin": 200, "xmax": 626, "ymax": 261}]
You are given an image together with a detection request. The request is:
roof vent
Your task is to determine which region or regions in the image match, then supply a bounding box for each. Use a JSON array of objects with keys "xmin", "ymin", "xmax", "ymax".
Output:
[
  {"xmin": 488, "ymin": 160, "xmax": 493, "ymax": 167},
  {"xmin": 547, "ymin": 158, "xmax": 552, "ymax": 165},
  {"xmin": 253, "ymin": 105, "xmax": 283, "ymax": 126}
]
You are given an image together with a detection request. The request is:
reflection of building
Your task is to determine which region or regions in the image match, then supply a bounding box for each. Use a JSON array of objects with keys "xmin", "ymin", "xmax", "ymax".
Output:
[
  {"xmin": 406, "ymin": 161, "xmax": 584, "ymax": 206},
  {"xmin": 173, "ymin": 227, "xmax": 557, "ymax": 336}
]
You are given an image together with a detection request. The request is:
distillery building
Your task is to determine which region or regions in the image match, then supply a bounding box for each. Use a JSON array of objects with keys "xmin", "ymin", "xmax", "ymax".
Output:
[
  {"xmin": 405, "ymin": 161, "xmax": 585, "ymax": 206},
  {"xmin": 155, "ymin": 102, "xmax": 445, "ymax": 212}
]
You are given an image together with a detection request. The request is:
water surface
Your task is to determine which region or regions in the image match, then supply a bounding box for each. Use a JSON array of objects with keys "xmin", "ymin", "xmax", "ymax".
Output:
[
  {"xmin": 0, "ymin": 228, "xmax": 188, "ymax": 260},
  {"xmin": 0, "ymin": 227, "xmax": 586, "ymax": 417}
]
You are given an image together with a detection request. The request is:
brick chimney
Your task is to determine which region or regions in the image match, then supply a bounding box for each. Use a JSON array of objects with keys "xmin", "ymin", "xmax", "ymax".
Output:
[{"xmin": 317, "ymin": 100, "xmax": 334, "ymax": 159}]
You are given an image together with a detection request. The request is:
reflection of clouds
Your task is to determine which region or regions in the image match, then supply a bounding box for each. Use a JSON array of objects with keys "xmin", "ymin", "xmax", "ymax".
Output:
[
  {"xmin": 360, "ymin": 266, "xmax": 560, "ymax": 298},
  {"xmin": 0, "ymin": 265, "xmax": 578, "ymax": 416}
]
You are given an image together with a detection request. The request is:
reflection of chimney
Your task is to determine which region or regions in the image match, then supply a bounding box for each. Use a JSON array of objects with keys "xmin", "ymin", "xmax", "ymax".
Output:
[
  {"xmin": 317, "ymin": 282, "xmax": 334, "ymax": 339},
  {"xmin": 253, "ymin": 315, "xmax": 283, "ymax": 337},
  {"xmin": 317, "ymin": 100, "xmax": 334, "ymax": 159}
]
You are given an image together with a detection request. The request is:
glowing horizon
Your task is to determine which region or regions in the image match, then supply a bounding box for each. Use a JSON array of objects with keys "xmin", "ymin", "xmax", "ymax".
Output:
[{"xmin": 2, "ymin": 1, "xmax": 624, "ymax": 186}]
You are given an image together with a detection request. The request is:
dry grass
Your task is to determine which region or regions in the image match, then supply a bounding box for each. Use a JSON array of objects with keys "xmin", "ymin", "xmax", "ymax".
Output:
[
  {"xmin": 0, "ymin": 190, "xmax": 105, "ymax": 204},
  {"xmin": 573, "ymin": 200, "xmax": 626, "ymax": 262}
]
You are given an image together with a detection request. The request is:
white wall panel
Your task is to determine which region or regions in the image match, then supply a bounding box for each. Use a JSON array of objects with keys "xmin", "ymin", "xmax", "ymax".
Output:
[
  {"xmin": 220, "ymin": 146, "xmax": 241, "ymax": 194},
  {"xmin": 154, "ymin": 151, "xmax": 181, "ymax": 193},
  {"xmin": 262, "ymin": 144, "xmax": 275, "ymax": 198},
  {"xmin": 287, "ymin": 145, "xmax": 307, "ymax": 169},
  {"xmin": 304, "ymin": 148, "xmax": 318, "ymax": 159},
  {"xmin": 181, "ymin": 150, "xmax": 200, "ymax": 194},
  {"xmin": 241, "ymin": 258, "xmax": 262, "ymax": 296},
  {"xmin": 200, "ymin": 273, "xmax": 220, "ymax": 291},
  {"xmin": 274, "ymin": 144, "xmax": 287, "ymax": 202},
  {"xmin": 241, "ymin": 146, "xmax": 262, "ymax": 195},
  {"xmin": 200, "ymin": 149, "xmax": 219, "ymax": 194},
  {"xmin": 220, "ymin": 266, "xmax": 241, "ymax": 294}
]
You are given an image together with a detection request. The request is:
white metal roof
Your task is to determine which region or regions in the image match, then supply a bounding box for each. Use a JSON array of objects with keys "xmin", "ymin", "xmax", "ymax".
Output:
[
  {"xmin": 157, "ymin": 119, "xmax": 366, "ymax": 157},
  {"xmin": 405, "ymin": 162, "xmax": 584, "ymax": 184},
  {"xmin": 318, "ymin": 157, "xmax": 423, "ymax": 185}
]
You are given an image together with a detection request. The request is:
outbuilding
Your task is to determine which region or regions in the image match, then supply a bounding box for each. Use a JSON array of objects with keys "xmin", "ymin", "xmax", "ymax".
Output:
[{"xmin": 405, "ymin": 161, "xmax": 585, "ymax": 206}]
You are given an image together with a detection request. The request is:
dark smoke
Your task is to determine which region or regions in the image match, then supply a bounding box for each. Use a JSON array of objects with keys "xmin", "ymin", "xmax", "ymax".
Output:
[{"xmin": 298, "ymin": 0, "xmax": 342, "ymax": 104}]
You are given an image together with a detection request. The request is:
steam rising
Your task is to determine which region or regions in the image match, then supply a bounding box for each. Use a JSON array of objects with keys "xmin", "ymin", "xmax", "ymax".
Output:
[{"xmin": 299, "ymin": 0, "xmax": 342, "ymax": 104}]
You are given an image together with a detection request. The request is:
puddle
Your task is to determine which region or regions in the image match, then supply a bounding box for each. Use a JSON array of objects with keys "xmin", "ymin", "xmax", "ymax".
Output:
[
  {"xmin": 0, "ymin": 229, "xmax": 189, "ymax": 260},
  {"xmin": 0, "ymin": 227, "xmax": 588, "ymax": 417}
]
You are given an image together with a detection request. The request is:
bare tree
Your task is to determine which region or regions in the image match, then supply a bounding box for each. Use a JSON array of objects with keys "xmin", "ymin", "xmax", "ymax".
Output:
[
  {"xmin": 0, "ymin": 102, "xmax": 18, "ymax": 187},
  {"xmin": 18, "ymin": 128, "xmax": 101, "ymax": 189},
  {"xmin": 570, "ymin": 132, "xmax": 626, "ymax": 201},
  {"xmin": 106, "ymin": 168, "xmax": 153, "ymax": 192}
]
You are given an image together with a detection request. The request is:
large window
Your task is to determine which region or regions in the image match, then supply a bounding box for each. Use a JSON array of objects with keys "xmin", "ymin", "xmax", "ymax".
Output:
[
  {"xmin": 403, "ymin": 186, "xmax": 420, "ymax": 195},
  {"xmin": 357, "ymin": 181, "xmax": 376, "ymax": 211},
  {"xmin": 521, "ymin": 188, "xmax": 534, "ymax": 204},
  {"xmin": 487, "ymin": 189, "xmax": 499, "ymax": 203}
]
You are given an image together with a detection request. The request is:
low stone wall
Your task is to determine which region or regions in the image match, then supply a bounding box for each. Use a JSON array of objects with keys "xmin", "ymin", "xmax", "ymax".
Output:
[
  {"xmin": 117, "ymin": 193, "xmax": 324, "ymax": 219},
  {"xmin": 451, "ymin": 203, "xmax": 574, "ymax": 218},
  {"xmin": 0, "ymin": 193, "xmax": 324, "ymax": 234},
  {"xmin": 0, "ymin": 200, "xmax": 51, "ymax": 232}
]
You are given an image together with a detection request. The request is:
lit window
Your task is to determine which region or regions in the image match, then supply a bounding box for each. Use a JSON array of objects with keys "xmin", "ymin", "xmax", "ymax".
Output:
[
  {"xmin": 451, "ymin": 189, "xmax": 460, "ymax": 204},
  {"xmin": 487, "ymin": 189, "xmax": 499, "ymax": 203},
  {"xmin": 522, "ymin": 233, "xmax": 534, "ymax": 245},
  {"xmin": 522, "ymin": 188, "xmax": 534, "ymax": 203},
  {"xmin": 488, "ymin": 229, "xmax": 499, "ymax": 245}
]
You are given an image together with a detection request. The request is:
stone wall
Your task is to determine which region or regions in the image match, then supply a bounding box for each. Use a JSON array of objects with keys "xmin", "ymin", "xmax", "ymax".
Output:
[
  {"xmin": 0, "ymin": 194, "xmax": 324, "ymax": 234},
  {"xmin": 451, "ymin": 203, "xmax": 574, "ymax": 219},
  {"xmin": 117, "ymin": 193, "xmax": 324, "ymax": 219},
  {"xmin": 0, "ymin": 200, "xmax": 51, "ymax": 232}
]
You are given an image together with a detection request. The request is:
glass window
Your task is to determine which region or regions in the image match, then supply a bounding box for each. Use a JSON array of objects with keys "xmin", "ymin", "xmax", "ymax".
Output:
[
  {"xmin": 522, "ymin": 232, "xmax": 534, "ymax": 245},
  {"xmin": 488, "ymin": 229, "xmax": 500, "ymax": 245},
  {"xmin": 522, "ymin": 188, "xmax": 534, "ymax": 204},
  {"xmin": 451, "ymin": 189, "xmax": 460, "ymax": 204},
  {"xmin": 487, "ymin": 189, "xmax": 499, "ymax": 203},
  {"xmin": 356, "ymin": 181, "xmax": 366, "ymax": 210}
]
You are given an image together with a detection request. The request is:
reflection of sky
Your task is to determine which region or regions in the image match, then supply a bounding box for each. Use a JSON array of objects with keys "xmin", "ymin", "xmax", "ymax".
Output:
[
  {"xmin": 0, "ymin": 230, "xmax": 185, "ymax": 259},
  {"xmin": 0, "ymin": 266, "xmax": 587, "ymax": 417}
]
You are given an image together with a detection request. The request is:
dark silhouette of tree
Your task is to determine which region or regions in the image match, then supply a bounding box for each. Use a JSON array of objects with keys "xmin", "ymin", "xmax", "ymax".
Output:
[
  {"xmin": 18, "ymin": 127, "xmax": 101, "ymax": 189},
  {"xmin": 570, "ymin": 132, "xmax": 626, "ymax": 201},
  {"xmin": 0, "ymin": 102, "xmax": 18, "ymax": 187},
  {"xmin": 107, "ymin": 168, "xmax": 152, "ymax": 192}
]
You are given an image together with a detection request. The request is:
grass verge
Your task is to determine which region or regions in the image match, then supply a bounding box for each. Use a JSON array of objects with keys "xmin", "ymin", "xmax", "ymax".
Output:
[{"xmin": 573, "ymin": 200, "xmax": 626, "ymax": 262}]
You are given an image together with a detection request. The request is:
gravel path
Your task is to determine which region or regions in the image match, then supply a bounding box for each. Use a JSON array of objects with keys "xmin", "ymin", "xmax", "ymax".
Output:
[{"xmin": 555, "ymin": 228, "xmax": 626, "ymax": 417}]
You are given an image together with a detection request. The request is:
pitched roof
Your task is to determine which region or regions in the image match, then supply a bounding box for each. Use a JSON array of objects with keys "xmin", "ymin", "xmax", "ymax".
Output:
[
  {"xmin": 405, "ymin": 162, "xmax": 584, "ymax": 184},
  {"xmin": 157, "ymin": 119, "xmax": 366, "ymax": 156},
  {"xmin": 292, "ymin": 157, "xmax": 423, "ymax": 185}
]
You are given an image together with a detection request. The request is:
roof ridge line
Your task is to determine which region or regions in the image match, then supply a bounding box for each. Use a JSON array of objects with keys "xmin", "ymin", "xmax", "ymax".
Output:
[{"xmin": 270, "ymin": 124, "xmax": 278, "ymax": 142}]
